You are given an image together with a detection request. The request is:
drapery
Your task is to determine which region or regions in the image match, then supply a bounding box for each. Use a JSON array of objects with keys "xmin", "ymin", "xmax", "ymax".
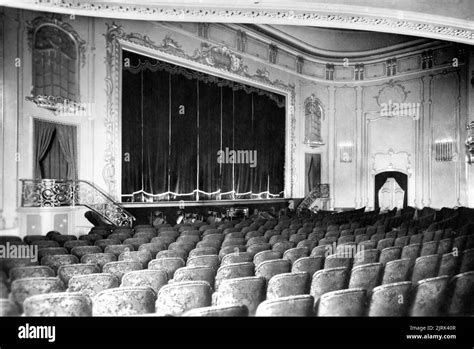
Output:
[
  {"xmin": 121, "ymin": 50, "xmax": 285, "ymax": 202},
  {"xmin": 34, "ymin": 119, "xmax": 77, "ymax": 180},
  {"xmin": 34, "ymin": 120, "xmax": 56, "ymax": 179},
  {"xmin": 56, "ymin": 124, "xmax": 78, "ymax": 179}
]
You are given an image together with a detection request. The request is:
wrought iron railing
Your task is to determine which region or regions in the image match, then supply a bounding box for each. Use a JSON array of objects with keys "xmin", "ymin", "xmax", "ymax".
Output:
[
  {"xmin": 20, "ymin": 179, "xmax": 135, "ymax": 226},
  {"xmin": 297, "ymin": 184, "xmax": 330, "ymax": 211}
]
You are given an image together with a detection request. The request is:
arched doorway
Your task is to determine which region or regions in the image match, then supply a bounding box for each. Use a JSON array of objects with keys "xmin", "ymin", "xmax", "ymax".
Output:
[{"xmin": 374, "ymin": 171, "xmax": 408, "ymax": 210}]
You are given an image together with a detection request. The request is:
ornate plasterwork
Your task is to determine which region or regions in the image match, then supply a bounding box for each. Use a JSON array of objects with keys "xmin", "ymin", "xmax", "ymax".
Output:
[
  {"xmin": 26, "ymin": 14, "xmax": 86, "ymax": 66},
  {"xmin": 374, "ymin": 80, "xmax": 409, "ymax": 106},
  {"xmin": 371, "ymin": 148, "xmax": 413, "ymax": 177},
  {"xmin": 38, "ymin": 1, "xmax": 474, "ymax": 44},
  {"xmin": 104, "ymin": 23, "xmax": 296, "ymax": 198}
]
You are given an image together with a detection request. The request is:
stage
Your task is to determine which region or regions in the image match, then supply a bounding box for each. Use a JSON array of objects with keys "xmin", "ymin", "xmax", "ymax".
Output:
[{"xmin": 122, "ymin": 198, "xmax": 293, "ymax": 225}]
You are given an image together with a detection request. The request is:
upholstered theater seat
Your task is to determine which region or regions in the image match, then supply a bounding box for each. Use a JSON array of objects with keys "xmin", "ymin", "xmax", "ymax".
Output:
[
  {"xmin": 155, "ymin": 281, "xmax": 212, "ymax": 316},
  {"xmin": 256, "ymin": 295, "xmax": 315, "ymax": 317},
  {"xmin": 68, "ymin": 273, "xmax": 119, "ymax": 298},
  {"xmin": 23, "ymin": 292, "xmax": 92, "ymax": 316},
  {"xmin": 93, "ymin": 287, "xmax": 156, "ymax": 316}
]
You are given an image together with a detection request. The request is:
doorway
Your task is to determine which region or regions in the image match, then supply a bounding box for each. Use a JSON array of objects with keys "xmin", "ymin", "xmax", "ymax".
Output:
[{"xmin": 374, "ymin": 171, "xmax": 408, "ymax": 210}]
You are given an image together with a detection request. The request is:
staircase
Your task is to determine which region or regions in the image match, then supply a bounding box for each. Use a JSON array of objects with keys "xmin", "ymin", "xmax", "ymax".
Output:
[{"xmin": 20, "ymin": 179, "xmax": 135, "ymax": 226}]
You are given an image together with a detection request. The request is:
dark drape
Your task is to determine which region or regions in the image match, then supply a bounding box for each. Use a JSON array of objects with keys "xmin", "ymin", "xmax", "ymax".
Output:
[
  {"xmin": 56, "ymin": 124, "xmax": 78, "ymax": 179},
  {"xmin": 34, "ymin": 119, "xmax": 77, "ymax": 180},
  {"xmin": 121, "ymin": 50, "xmax": 286, "ymax": 201},
  {"xmin": 34, "ymin": 120, "xmax": 56, "ymax": 178}
]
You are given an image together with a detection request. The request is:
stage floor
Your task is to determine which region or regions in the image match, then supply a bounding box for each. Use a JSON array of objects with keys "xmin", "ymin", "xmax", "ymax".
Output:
[{"xmin": 121, "ymin": 198, "xmax": 290, "ymax": 208}]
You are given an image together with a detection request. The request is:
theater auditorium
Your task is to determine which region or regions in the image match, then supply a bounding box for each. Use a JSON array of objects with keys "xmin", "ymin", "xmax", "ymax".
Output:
[{"xmin": 0, "ymin": 0, "xmax": 473, "ymax": 317}]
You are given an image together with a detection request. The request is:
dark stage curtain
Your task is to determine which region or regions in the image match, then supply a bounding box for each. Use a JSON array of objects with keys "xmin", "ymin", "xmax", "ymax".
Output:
[{"xmin": 121, "ymin": 50, "xmax": 285, "ymax": 201}]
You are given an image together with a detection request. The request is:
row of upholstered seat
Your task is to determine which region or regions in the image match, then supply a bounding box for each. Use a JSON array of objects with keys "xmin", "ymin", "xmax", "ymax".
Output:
[
  {"xmin": 2, "ymin": 241, "xmax": 473, "ymax": 315},
  {"xmin": 1, "ymin": 268, "xmax": 472, "ymax": 316},
  {"xmin": 1, "ymin": 211, "xmax": 472, "ymax": 317}
]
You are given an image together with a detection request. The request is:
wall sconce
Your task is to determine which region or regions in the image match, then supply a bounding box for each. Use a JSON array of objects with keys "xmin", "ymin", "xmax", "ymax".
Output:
[
  {"xmin": 434, "ymin": 139, "xmax": 456, "ymax": 162},
  {"xmin": 466, "ymin": 121, "xmax": 474, "ymax": 164},
  {"xmin": 339, "ymin": 144, "xmax": 353, "ymax": 163}
]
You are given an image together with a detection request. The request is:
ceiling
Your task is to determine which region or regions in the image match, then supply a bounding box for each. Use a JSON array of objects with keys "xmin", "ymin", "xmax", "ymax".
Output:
[
  {"xmin": 248, "ymin": 24, "xmax": 432, "ymax": 58},
  {"xmin": 3, "ymin": 0, "xmax": 474, "ymax": 44}
]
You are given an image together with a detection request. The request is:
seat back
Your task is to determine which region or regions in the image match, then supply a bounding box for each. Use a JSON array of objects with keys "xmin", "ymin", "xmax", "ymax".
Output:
[
  {"xmin": 0, "ymin": 299, "xmax": 20, "ymax": 316},
  {"xmin": 447, "ymin": 271, "xmax": 474, "ymax": 316},
  {"xmin": 215, "ymin": 262, "xmax": 255, "ymax": 290},
  {"xmin": 409, "ymin": 275, "xmax": 449, "ymax": 316},
  {"xmin": 10, "ymin": 277, "xmax": 65, "ymax": 310},
  {"xmin": 353, "ymin": 249, "xmax": 379, "ymax": 267},
  {"xmin": 291, "ymin": 256, "xmax": 323, "ymax": 277},
  {"xmin": 172, "ymin": 266, "xmax": 216, "ymax": 289},
  {"xmin": 253, "ymin": 250, "xmax": 282, "ymax": 268},
  {"xmin": 420, "ymin": 241, "xmax": 438, "ymax": 256},
  {"xmin": 68, "ymin": 273, "xmax": 119, "ymax": 298},
  {"xmin": 368, "ymin": 281, "xmax": 412, "ymax": 316},
  {"xmin": 255, "ymin": 259, "xmax": 291, "ymax": 282},
  {"xmin": 41, "ymin": 254, "xmax": 79, "ymax": 272},
  {"xmin": 38, "ymin": 247, "xmax": 68, "ymax": 259},
  {"xmin": 460, "ymin": 248, "xmax": 474, "ymax": 273},
  {"xmin": 317, "ymin": 288, "xmax": 367, "ymax": 316},
  {"xmin": 382, "ymin": 258, "xmax": 412, "ymax": 284},
  {"xmin": 182, "ymin": 304, "xmax": 248, "ymax": 317},
  {"xmin": 349, "ymin": 263, "xmax": 383, "ymax": 290},
  {"xmin": 283, "ymin": 247, "xmax": 309, "ymax": 264},
  {"xmin": 93, "ymin": 286, "xmax": 156, "ymax": 316},
  {"xmin": 23, "ymin": 292, "xmax": 92, "ymax": 316},
  {"xmin": 310, "ymin": 267, "xmax": 348, "ymax": 301},
  {"xmin": 104, "ymin": 244, "xmax": 134, "ymax": 257},
  {"xmin": 266, "ymin": 272, "xmax": 310, "ymax": 299},
  {"xmin": 118, "ymin": 250, "xmax": 153, "ymax": 268},
  {"xmin": 401, "ymin": 243, "xmax": 421, "ymax": 261},
  {"xmin": 9, "ymin": 266, "xmax": 55, "ymax": 282},
  {"xmin": 57, "ymin": 263, "xmax": 100, "ymax": 284},
  {"xmin": 221, "ymin": 252, "xmax": 253, "ymax": 266},
  {"xmin": 148, "ymin": 257, "xmax": 185, "ymax": 279},
  {"xmin": 324, "ymin": 254, "xmax": 352, "ymax": 270},
  {"xmin": 379, "ymin": 246, "xmax": 401, "ymax": 265},
  {"xmin": 188, "ymin": 247, "xmax": 218, "ymax": 259},
  {"xmin": 156, "ymin": 249, "xmax": 187, "ymax": 261},
  {"xmin": 102, "ymin": 261, "xmax": 143, "ymax": 281},
  {"xmin": 186, "ymin": 255, "xmax": 220, "ymax": 270},
  {"xmin": 411, "ymin": 254, "xmax": 440, "ymax": 283},
  {"xmin": 81, "ymin": 253, "xmax": 117, "ymax": 270},
  {"xmin": 438, "ymin": 252, "xmax": 460, "ymax": 277},
  {"xmin": 272, "ymin": 241, "xmax": 295, "ymax": 254},
  {"xmin": 121, "ymin": 269, "xmax": 168, "ymax": 293},
  {"xmin": 71, "ymin": 246, "xmax": 102, "ymax": 259},
  {"xmin": 213, "ymin": 276, "xmax": 265, "ymax": 316},
  {"xmin": 156, "ymin": 281, "xmax": 212, "ymax": 316},
  {"xmin": 256, "ymin": 295, "xmax": 315, "ymax": 317}
]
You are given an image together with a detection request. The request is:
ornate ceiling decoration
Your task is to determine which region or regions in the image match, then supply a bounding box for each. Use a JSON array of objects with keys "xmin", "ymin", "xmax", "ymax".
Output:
[{"xmin": 6, "ymin": 0, "xmax": 474, "ymax": 45}]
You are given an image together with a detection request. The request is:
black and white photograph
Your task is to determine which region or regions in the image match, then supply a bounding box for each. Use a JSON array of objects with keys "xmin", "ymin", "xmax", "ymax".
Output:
[{"xmin": 0, "ymin": 0, "xmax": 473, "ymax": 346}]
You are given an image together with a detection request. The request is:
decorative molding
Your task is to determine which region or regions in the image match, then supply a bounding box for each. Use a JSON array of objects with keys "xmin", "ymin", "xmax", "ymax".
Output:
[
  {"xmin": 269, "ymin": 43, "xmax": 278, "ymax": 64},
  {"xmin": 33, "ymin": 1, "xmax": 474, "ymax": 44},
  {"xmin": 303, "ymin": 93, "xmax": 325, "ymax": 147},
  {"xmin": 236, "ymin": 29, "xmax": 247, "ymax": 53},
  {"xmin": 104, "ymin": 22, "xmax": 296, "ymax": 198},
  {"xmin": 26, "ymin": 14, "xmax": 86, "ymax": 67},
  {"xmin": 375, "ymin": 80, "xmax": 409, "ymax": 106},
  {"xmin": 25, "ymin": 95, "xmax": 86, "ymax": 114},
  {"xmin": 371, "ymin": 149, "xmax": 413, "ymax": 177}
]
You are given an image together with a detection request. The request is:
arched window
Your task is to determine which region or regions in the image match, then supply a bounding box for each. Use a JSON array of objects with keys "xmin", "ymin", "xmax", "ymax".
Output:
[
  {"xmin": 32, "ymin": 23, "xmax": 80, "ymax": 102},
  {"xmin": 304, "ymin": 94, "xmax": 324, "ymax": 146}
]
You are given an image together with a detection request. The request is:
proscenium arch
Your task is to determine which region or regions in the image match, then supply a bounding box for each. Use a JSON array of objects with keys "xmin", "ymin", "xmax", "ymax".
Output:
[{"xmin": 104, "ymin": 24, "xmax": 296, "ymax": 200}]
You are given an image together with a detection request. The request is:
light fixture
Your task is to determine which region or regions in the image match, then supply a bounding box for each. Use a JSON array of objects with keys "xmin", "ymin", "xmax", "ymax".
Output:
[
  {"xmin": 435, "ymin": 139, "xmax": 456, "ymax": 162},
  {"xmin": 339, "ymin": 143, "xmax": 353, "ymax": 163},
  {"xmin": 466, "ymin": 122, "xmax": 474, "ymax": 164}
]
